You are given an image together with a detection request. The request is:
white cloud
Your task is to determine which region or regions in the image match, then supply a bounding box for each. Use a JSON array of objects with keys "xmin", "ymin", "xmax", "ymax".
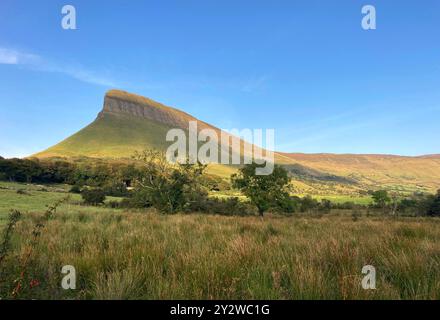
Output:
[
  {"xmin": 37, "ymin": 62, "xmax": 118, "ymax": 87},
  {"xmin": 0, "ymin": 47, "xmax": 118, "ymax": 87},
  {"xmin": 0, "ymin": 48, "xmax": 39, "ymax": 65},
  {"xmin": 0, "ymin": 49, "xmax": 18, "ymax": 64}
]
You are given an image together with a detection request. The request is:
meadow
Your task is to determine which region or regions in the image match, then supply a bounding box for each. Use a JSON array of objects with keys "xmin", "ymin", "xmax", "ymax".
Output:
[
  {"xmin": 0, "ymin": 182, "xmax": 439, "ymax": 300},
  {"xmin": 0, "ymin": 181, "xmax": 122, "ymax": 223}
]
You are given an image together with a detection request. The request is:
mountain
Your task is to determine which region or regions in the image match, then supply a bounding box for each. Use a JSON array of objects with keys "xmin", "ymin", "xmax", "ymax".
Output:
[
  {"xmin": 34, "ymin": 89, "xmax": 261, "ymax": 177},
  {"xmin": 34, "ymin": 90, "xmax": 440, "ymax": 194},
  {"xmin": 35, "ymin": 90, "xmax": 212, "ymax": 158},
  {"xmin": 280, "ymin": 153, "xmax": 440, "ymax": 193}
]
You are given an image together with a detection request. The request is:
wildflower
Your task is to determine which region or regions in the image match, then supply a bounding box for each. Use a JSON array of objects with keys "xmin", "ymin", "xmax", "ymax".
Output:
[{"xmin": 29, "ymin": 279, "xmax": 40, "ymax": 289}]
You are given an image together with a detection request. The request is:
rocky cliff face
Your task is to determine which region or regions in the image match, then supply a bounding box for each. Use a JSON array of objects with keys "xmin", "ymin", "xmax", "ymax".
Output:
[{"xmin": 99, "ymin": 89, "xmax": 216, "ymax": 132}]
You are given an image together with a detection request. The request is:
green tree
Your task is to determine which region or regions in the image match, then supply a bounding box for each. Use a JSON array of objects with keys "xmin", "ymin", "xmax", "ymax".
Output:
[
  {"xmin": 81, "ymin": 188, "xmax": 106, "ymax": 205},
  {"xmin": 300, "ymin": 195, "xmax": 319, "ymax": 213},
  {"xmin": 371, "ymin": 190, "xmax": 391, "ymax": 211},
  {"xmin": 132, "ymin": 150, "xmax": 206, "ymax": 214},
  {"xmin": 320, "ymin": 199, "xmax": 332, "ymax": 213},
  {"xmin": 427, "ymin": 190, "xmax": 440, "ymax": 216},
  {"xmin": 231, "ymin": 163, "xmax": 290, "ymax": 216}
]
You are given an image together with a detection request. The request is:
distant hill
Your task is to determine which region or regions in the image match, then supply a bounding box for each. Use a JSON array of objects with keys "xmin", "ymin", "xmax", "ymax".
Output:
[
  {"xmin": 34, "ymin": 90, "xmax": 440, "ymax": 194},
  {"xmin": 280, "ymin": 153, "xmax": 440, "ymax": 193}
]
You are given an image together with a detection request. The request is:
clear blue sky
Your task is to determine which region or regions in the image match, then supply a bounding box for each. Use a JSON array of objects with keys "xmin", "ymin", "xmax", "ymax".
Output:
[{"xmin": 1, "ymin": 0, "xmax": 439, "ymax": 158}]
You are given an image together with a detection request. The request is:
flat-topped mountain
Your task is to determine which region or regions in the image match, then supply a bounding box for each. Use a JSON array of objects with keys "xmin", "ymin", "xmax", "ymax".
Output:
[
  {"xmin": 35, "ymin": 90, "xmax": 224, "ymax": 159},
  {"xmin": 34, "ymin": 90, "xmax": 440, "ymax": 193},
  {"xmin": 101, "ymin": 90, "xmax": 218, "ymax": 132}
]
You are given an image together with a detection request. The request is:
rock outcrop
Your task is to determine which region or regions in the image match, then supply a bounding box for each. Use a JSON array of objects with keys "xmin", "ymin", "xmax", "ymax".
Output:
[{"xmin": 99, "ymin": 89, "xmax": 218, "ymax": 132}]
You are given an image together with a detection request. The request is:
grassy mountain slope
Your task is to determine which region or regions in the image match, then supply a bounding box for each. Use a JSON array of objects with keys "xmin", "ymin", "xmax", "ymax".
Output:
[
  {"xmin": 35, "ymin": 113, "xmax": 173, "ymax": 158},
  {"xmin": 281, "ymin": 153, "xmax": 440, "ymax": 193}
]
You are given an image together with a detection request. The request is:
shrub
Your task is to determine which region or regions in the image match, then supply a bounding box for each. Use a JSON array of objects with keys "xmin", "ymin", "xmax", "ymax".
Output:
[
  {"xmin": 319, "ymin": 199, "xmax": 332, "ymax": 213},
  {"xmin": 81, "ymin": 188, "xmax": 106, "ymax": 206},
  {"xmin": 103, "ymin": 181, "xmax": 129, "ymax": 197},
  {"xmin": 427, "ymin": 190, "xmax": 440, "ymax": 216},
  {"xmin": 124, "ymin": 189, "xmax": 152, "ymax": 209},
  {"xmin": 397, "ymin": 198, "xmax": 418, "ymax": 215},
  {"xmin": 189, "ymin": 197, "xmax": 255, "ymax": 216},
  {"xmin": 395, "ymin": 192, "xmax": 438, "ymax": 216},
  {"xmin": 334, "ymin": 201, "xmax": 358, "ymax": 210},
  {"xmin": 16, "ymin": 189, "xmax": 30, "ymax": 195},
  {"xmin": 299, "ymin": 195, "xmax": 319, "ymax": 212},
  {"xmin": 276, "ymin": 196, "xmax": 300, "ymax": 214},
  {"xmin": 69, "ymin": 185, "xmax": 82, "ymax": 194},
  {"xmin": 106, "ymin": 199, "xmax": 132, "ymax": 209}
]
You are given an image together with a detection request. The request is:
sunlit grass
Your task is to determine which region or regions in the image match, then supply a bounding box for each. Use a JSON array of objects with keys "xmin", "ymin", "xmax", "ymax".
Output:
[
  {"xmin": 0, "ymin": 182, "xmax": 438, "ymax": 300},
  {"xmin": 1, "ymin": 209, "xmax": 439, "ymax": 299}
]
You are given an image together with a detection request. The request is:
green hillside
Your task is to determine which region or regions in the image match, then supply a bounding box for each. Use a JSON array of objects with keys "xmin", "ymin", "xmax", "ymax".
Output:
[{"xmin": 35, "ymin": 113, "xmax": 173, "ymax": 159}]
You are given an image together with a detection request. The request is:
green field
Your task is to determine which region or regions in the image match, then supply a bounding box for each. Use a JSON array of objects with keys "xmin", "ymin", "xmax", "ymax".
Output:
[
  {"xmin": 0, "ymin": 181, "xmax": 122, "ymax": 223},
  {"xmin": 0, "ymin": 182, "xmax": 439, "ymax": 299},
  {"xmin": 304, "ymin": 194, "xmax": 373, "ymax": 205}
]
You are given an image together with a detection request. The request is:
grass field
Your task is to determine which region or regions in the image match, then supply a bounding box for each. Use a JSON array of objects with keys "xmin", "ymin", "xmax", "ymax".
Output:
[
  {"xmin": 0, "ymin": 181, "xmax": 122, "ymax": 224},
  {"xmin": 0, "ymin": 182, "xmax": 439, "ymax": 300},
  {"xmin": 304, "ymin": 194, "xmax": 373, "ymax": 205}
]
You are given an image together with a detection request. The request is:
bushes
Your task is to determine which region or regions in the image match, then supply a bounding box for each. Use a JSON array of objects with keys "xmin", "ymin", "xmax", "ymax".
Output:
[
  {"xmin": 69, "ymin": 185, "xmax": 82, "ymax": 194},
  {"xmin": 319, "ymin": 199, "xmax": 332, "ymax": 213},
  {"xmin": 276, "ymin": 196, "xmax": 300, "ymax": 214},
  {"xmin": 124, "ymin": 189, "xmax": 152, "ymax": 209},
  {"xmin": 0, "ymin": 157, "xmax": 140, "ymax": 189},
  {"xmin": 333, "ymin": 201, "xmax": 358, "ymax": 210},
  {"xmin": 189, "ymin": 197, "xmax": 255, "ymax": 216},
  {"xmin": 71, "ymin": 181, "xmax": 128, "ymax": 197},
  {"xmin": 81, "ymin": 188, "xmax": 106, "ymax": 206},
  {"xmin": 0, "ymin": 158, "xmax": 75, "ymax": 183},
  {"xmin": 106, "ymin": 198, "xmax": 133, "ymax": 209},
  {"xmin": 16, "ymin": 189, "xmax": 30, "ymax": 196},
  {"xmin": 427, "ymin": 190, "xmax": 440, "ymax": 216},
  {"xmin": 299, "ymin": 195, "xmax": 319, "ymax": 212},
  {"xmin": 392, "ymin": 191, "xmax": 440, "ymax": 216},
  {"xmin": 102, "ymin": 181, "xmax": 129, "ymax": 197}
]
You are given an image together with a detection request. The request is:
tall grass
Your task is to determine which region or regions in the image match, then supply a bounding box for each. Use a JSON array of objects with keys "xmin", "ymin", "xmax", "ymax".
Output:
[{"xmin": 0, "ymin": 209, "xmax": 439, "ymax": 300}]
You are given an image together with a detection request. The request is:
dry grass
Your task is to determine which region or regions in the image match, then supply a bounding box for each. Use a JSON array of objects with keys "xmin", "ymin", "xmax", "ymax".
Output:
[{"xmin": 1, "ymin": 210, "xmax": 439, "ymax": 300}]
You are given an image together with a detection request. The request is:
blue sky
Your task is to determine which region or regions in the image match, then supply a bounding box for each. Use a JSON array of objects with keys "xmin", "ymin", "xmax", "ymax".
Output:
[{"xmin": 0, "ymin": 0, "xmax": 439, "ymax": 158}]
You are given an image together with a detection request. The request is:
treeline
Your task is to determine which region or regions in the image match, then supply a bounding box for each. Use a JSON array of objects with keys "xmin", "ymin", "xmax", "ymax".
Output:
[
  {"xmin": 0, "ymin": 156, "xmax": 228, "ymax": 197},
  {"xmin": 0, "ymin": 157, "xmax": 139, "ymax": 196},
  {"xmin": 368, "ymin": 189, "xmax": 440, "ymax": 216},
  {"xmin": 74, "ymin": 151, "xmax": 440, "ymax": 217},
  {"xmin": 0, "ymin": 157, "xmax": 76, "ymax": 184},
  {"xmin": 1, "ymin": 155, "xmax": 439, "ymax": 217}
]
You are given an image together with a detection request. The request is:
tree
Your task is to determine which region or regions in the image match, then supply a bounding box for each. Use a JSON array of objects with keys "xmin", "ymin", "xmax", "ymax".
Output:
[
  {"xmin": 427, "ymin": 190, "xmax": 440, "ymax": 217},
  {"xmin": 69, "ymin": 185, "xmax": 82, "ymax": 194},
  {"xmin": 320, "ymin": 199, "xmax": 332, "ymax": 213},
  {"xmin": 132, "ymin": 150, "xmax": 206, "ymax": 213},
  {"xmin": 300, "ymin": 195, "xmax": 319, "ymax": 213},
  {"xmin": 371, "ymin": 190, "xmax": 391, "ymax": 212},
  {"xmin": 231, "ymin": 163, "xmax": 290, "ymax": 216},
  {"xmin": 81, "ymin": 188, "xmax": 106, "ymax": 205}
]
